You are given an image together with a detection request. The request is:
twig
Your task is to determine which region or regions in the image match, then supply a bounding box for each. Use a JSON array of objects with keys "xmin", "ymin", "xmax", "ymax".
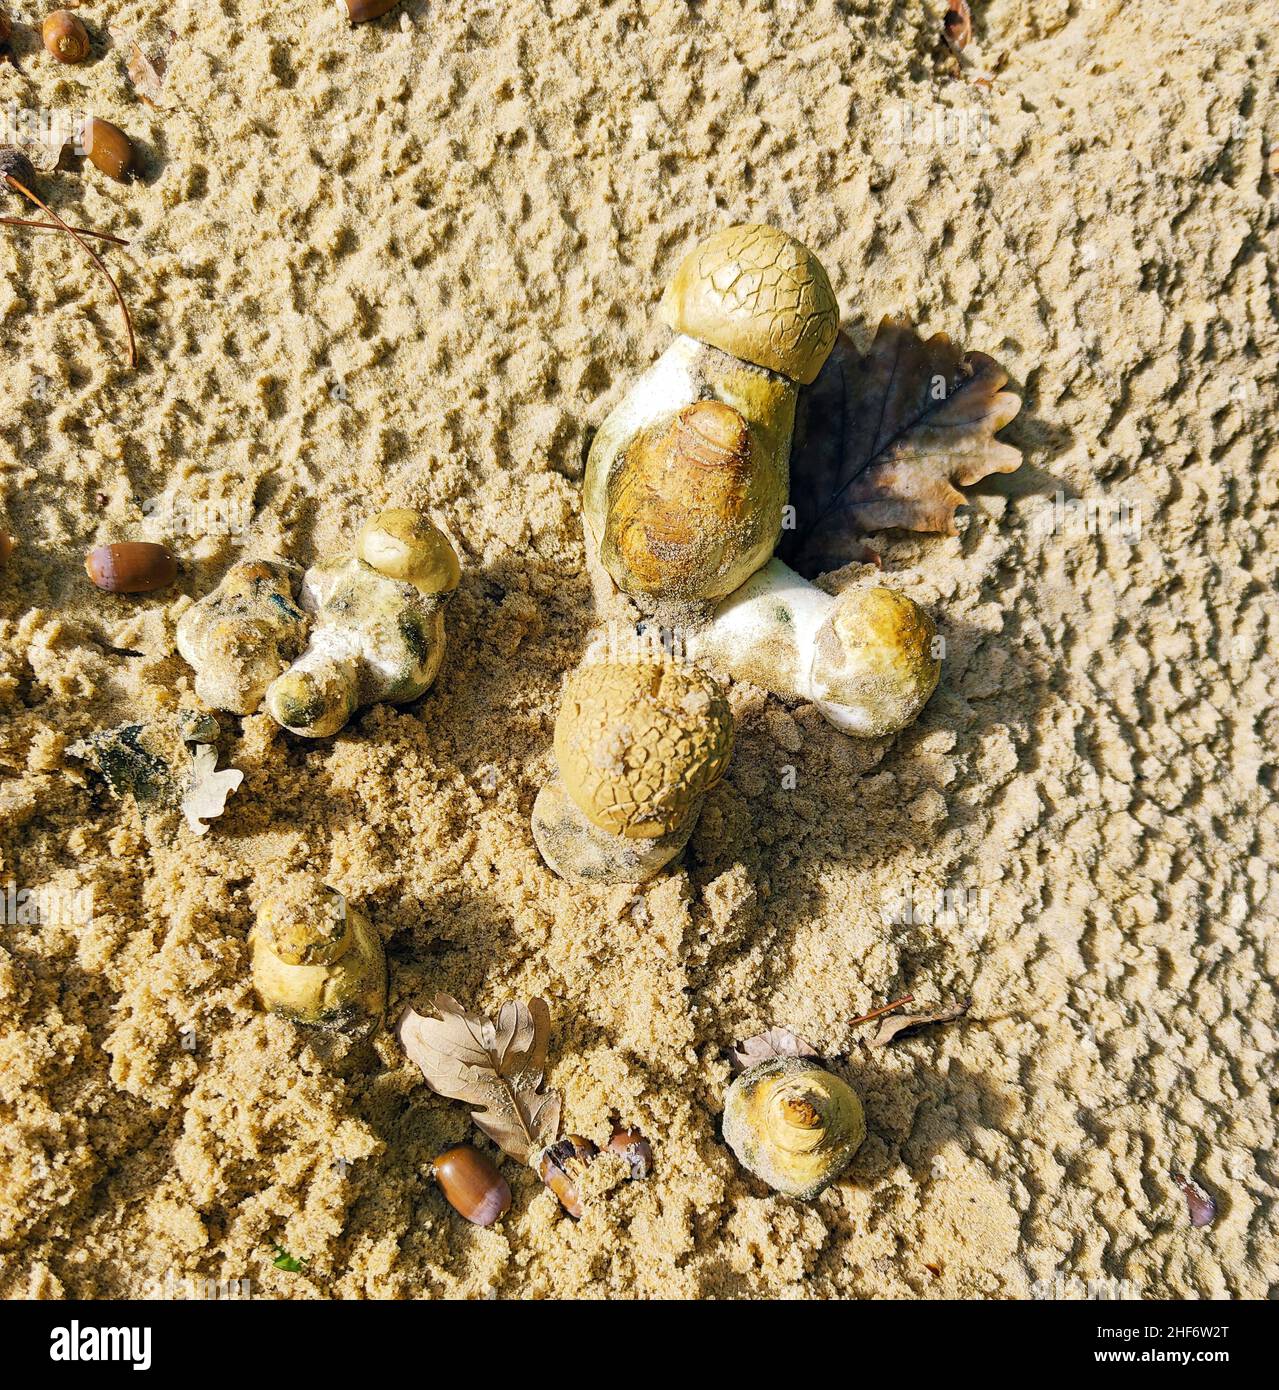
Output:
[
  {"xmin": 848, "ymin": 993, "xmax": 914, "ymax": 1028},
  {"xmin": 3, "ymin": 172, "xmax": 137, "ymax": 368},
  {"xmin": 1, "ymin": 214, "xmax": 129, "ymax": 246}
]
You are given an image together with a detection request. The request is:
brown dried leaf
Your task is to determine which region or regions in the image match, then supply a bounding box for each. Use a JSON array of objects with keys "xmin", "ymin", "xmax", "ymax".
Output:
[
  {"xmin": 113, "ymin": 28, "xmax": 169, "ymax": 109},
  {"xmin": 397, "ymin": 994, "xmax": 561, "ymax": 1165},
  {"xmin": 944, "ymin": 1, "xmax": 973, "ymax": 53},
  {"xmin": 865, "ymin": 998, "xmax": 971, "ymax": 1048},
  {"xmin": 1171, "ymin": 1171, "xmax": 1216, "ymax": 1228},
  {"xmin": 781, "ymin": 319, "xmax": 1021, "ymax": 578},
  {"xmin": 730, "ymin": 1027, "xmax": 821, "ymax": 1073}
]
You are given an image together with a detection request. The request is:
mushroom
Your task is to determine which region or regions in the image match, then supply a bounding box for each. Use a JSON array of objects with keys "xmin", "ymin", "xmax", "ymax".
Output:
[
  {"xmin": 175, "ymin": 511, "xmax": 460, "ymax": 738},
  {"xmin": 581, "ymin": 223, "xmax": 940, "ymax": 738},
  {"xmin": 249, "ymin": 879, "xmax": 387, "ymax": 1033},
  {"xmin": 722, "ymin": 1055, "xmax": 865, "ymax": 1200},
  {"xmin": 584, "ymin": 224, "xmax": 837, "ymax": 613},
  {"xmin": 531, "ymin": 657, "xmax": 734, "ymax": 884},
  {"xmin": 684, "ymin": 560, "xmax": 941, "ymax": 737},
  {"xmin": 176, "ymin": 560, "xmax": 309, "ymax": 715},
  {"xmin": 265, "ymin": 510, "xmax": 459, "ymax": 737}
]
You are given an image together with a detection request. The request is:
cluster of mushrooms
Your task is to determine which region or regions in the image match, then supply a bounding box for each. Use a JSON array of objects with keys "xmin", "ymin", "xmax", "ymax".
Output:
[{"xmin": 62, "ymin": 224, "xmax": 947, "ymax": 1215}]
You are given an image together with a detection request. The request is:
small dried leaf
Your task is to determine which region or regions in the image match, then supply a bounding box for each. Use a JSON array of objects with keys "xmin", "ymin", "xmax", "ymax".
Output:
[
  {"xmin": 112, "ymin": 27, "xmax": 169, "ymax": 109},
  {"xmin": 944, "ymin": 1, "xmax": 973, "ymax": 53},
  {"xmin": 730, "ymin": 1027, "xmax": 821, "ymax": 1073},
  {"xmin": 865, "ymin": 998, "xmax": 971, "ymax": 1048},
  {"xmin": 181, "ymin": 743, "xmax": 243, "ymax": 836},
  {"xmin": 782, "ymin": 320, "xmax": 1021, "ymax": 577},
  {"xmin": 1172, "ymin": 1172, "xmax": 1216, "ymax": 1228},
  {"xmin": 398, "ymin": 995, "xmax": 562, "ymax": 1165}
]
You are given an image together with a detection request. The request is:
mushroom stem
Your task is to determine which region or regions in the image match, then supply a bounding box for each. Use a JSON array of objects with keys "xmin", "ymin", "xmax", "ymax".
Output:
[{"xmin": 3, "ymin": 173, "xmax": 137, "ymax": 368}]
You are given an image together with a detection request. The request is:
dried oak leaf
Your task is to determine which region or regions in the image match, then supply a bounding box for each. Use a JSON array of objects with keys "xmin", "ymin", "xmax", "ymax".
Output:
[
  {"xmin": 112, "ymin": 27, "xmax": 169, "ymax": 109},
  {"xmin": 398, "ymin": 994, "xmax": 561, "ymax": 1165},
  {"xmin": 1171, "ymin": 1171, "xmax": 1216, "ymax": 1228},
  {"xmin": 781, "ymin": 319, "xmax": 1021, "ymax": 578},
  {"xmin": 181, "ymin": 743, "xmax": 244, "ymax": 836},
  {"xmin": 865, "ymin": 998, "xmax": 971, "ymax": 1049},
  {"xmin": 730, "ymin": 1027, "xmax": 822, "ymax": 1074}
]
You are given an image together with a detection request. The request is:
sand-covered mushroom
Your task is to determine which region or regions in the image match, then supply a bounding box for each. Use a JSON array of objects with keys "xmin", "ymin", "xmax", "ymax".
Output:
[
  {"xmin": 685, "ymin": 561, "xmax": 941, "ymax": 737},
  {"xmin": 723, "ymin": 1055, "xmax": 865, "ymax": 1200},
  {"xmin": 176, "ymin": 560, "xmax": 308, "ymax": 715},
  {"xmin": 177, "ymin": 510, "xmax": 460, "ymax": 738},
  {"xmin": 249, "ymin": 878, "xmax": 387, "ymax": 1033},
  {"xmin": 531, "ymin": 658, "xmax": 734, "ymax": 884}
]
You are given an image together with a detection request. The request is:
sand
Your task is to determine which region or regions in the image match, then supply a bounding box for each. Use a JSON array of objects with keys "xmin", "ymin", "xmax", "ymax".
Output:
[{"xmin": 1, "ymin": 0, "xmax": 1276, "ymax": 1299}]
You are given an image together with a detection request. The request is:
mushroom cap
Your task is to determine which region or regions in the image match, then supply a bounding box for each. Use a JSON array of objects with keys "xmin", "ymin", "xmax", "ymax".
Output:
[
  {"xmin": 554, "ymin": 660, "xmax": 734, "ymax": 839},
  {"xmin": 811, "ymin": 585, "xmax": 941, "ymax": 738},
  {"xmin": 659, "ymin": 224, "xmax": 839, "ymax": 385},
  {"xmin": 723, "ymin": 1056, "xmax": 865, "ymax": 1199},
  {"xmin": 357, "ymin": 509, "xmax": 460, "ymax": 595}
]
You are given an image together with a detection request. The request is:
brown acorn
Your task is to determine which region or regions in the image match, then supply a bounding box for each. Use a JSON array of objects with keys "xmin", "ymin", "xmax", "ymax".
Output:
[
  {"xmin": 602, "ymin": 399, "xmax": 781, "ymax": 604},
  {"xmin": 608, "ymin": 1126, "xmax": 654, "ymax": 1180},
  {"xmin": 431, "ymin": 1145, "xmax": 511, "ymax": 1228},
  {"xmin": 343, "ymin": 0, "xmax": 402, "ymax": 23},
  {"xmin": 83, "ymin": 118, "xmax": 134, "ymax": 182},
  {"xmin": 0, "ymin": 532, "xmax": 12, "ymax": 567},
  {"xmin": 85, "ymin": 542, "xmax": 176, "ymax": 594},
  {"xmin": 537, "ymin": 1135, "xmax": 598, "ymax": 1219},
  {"xmin": 43, "ymin": 10, "xmax": 90, "ymax": 64}
]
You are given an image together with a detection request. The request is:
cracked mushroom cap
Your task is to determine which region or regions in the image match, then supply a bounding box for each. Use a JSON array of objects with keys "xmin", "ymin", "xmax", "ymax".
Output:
[
  {"xmin": 555, "ymin": 660, "xmax": 734, "ymax": 839},
  {"xmin": 357, "ymin": 509, "xmax": 460, "ymax": 596},
  {"xmin": 659, "ymin": 224, "xmax": 839, "ymax": 385}
]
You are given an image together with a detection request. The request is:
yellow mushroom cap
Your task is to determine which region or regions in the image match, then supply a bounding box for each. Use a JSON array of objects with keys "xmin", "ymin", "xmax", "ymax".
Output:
[
  {"xmin": 554, "ymin": 660, "xmax": 734, "ymax": 839},
  {"xmin": 659, "ymin": 224, "xmax": 839, "ymax": 385},
  {"xmin": 255, "ymin": 878, "xmax": 351, "ymax": 966},
  {"xmin": 357, "ymin": 509, "xmax": 460, "ymax": 595},
  {"xmin": 811, "ymin": 586, "xmax": 941, "ymax": 738},
  {"xmin": 723, "ymin": 1056, "xmax": 865, "ymax": 1200}
]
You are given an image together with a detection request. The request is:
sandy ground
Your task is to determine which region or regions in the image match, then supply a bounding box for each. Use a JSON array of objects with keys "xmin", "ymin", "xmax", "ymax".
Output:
[{"xmin": 1, "ymin": 0, "xmax": 1276, "ymax": 1299}]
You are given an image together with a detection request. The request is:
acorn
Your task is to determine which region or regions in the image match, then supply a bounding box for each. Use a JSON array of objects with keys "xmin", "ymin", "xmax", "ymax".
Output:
[
  {"xmin": 85, "ymin": 542, "xmax": 177, "ymax": 594},
  {"xmin": 43, "ymin": 10, "xmax": 90, "ymax": 64},
  {"xmin": 607, "ymin": 1126, "xmax": 654, "ymax": 1180},
  {"xmin": 342, "ymin": 0, "xmax": 402, "ymax": 23},
  {"xmin": 83, "ymin": 117, "xmax": 134, "ymax": 182},
  {"xmin": 536, "ymin": 1135, "xmax": 598, "ymax": 1219},
  {"xmin": 0, "ymin": 532, "xmax": 12, "ymax": 568},
  {"xmin": 431, "ymin": 1145, "xmax": 511, "ymax": 1228}
]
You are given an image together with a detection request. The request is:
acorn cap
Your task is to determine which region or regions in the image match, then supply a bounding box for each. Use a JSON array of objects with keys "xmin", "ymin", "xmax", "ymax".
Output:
[
  {"xmin": 554, "ymin": 660, "xmax": 734, "ymax": 839},
  {"xmin": 659, "ymin": 224, "xmax": 839, "ymax": 385}
]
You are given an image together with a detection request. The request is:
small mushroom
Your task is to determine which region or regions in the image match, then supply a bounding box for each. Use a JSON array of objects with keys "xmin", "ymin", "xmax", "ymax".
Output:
[
  {"xmin": 687, "ymin": 564, "xmax": 941, "ymax": 737},
  {"xmin": 531, "ymin": 658, "xmax": 734, "ymax": 884},
  {"xmin": 176, "ymin": 559, "xmax": 309, "ymax": 715},
  {"xmin": 175, "ymin": 512, "xmax": 460, "ymax": 738},
  {"xmin": 249, "ymin": 879, "xmax": 387, "ymax": 1033},
  {"xmin": 265, "ymin": 510, "xmax": 459, "ymax": 737},
  {"xmin": 722, "ymin": 1055, "xmax": 865, "ymax": 1200}
]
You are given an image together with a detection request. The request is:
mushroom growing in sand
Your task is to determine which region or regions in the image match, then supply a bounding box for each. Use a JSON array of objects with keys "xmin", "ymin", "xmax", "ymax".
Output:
[
  {"xmin": 583, "ymin": 223, "xmax": 940, "ymax": 738},
  {"xmin": 531, "ymin": 657, "xmax": 734, "ymax": 884}
]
